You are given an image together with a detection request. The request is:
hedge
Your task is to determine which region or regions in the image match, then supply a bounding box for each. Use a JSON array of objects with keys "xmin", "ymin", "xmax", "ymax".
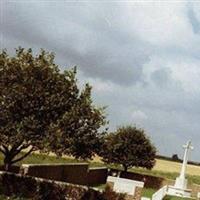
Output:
[{"xmin": 0, "ymin": 171, "xmax": 125, "ymax": 200}]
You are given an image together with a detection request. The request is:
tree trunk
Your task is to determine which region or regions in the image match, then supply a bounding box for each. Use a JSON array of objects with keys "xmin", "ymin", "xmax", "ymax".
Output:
[
  {"xmin": 123, "ymin": 165, "xmax": 128, "ymax": 172},
  {"xmin": 4, "ymin": 156, "xmax": 12, "ymax": 171},
  {"xmin": 3, "ymin": 146, "xmax": 34, "ymax": 171}
]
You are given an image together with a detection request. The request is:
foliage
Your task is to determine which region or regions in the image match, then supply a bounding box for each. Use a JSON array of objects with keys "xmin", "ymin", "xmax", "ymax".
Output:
[
  {"xmin": 172, "ymin": 154, "xmax": 179, "ymax": 161},
  {"xmin": 0, "ymin": 48, "xmax": 107, "ymax": 170},
  {"xmin": 100, "ymin": 126, "xmax": 156, "ymax": 171},
  {"xmin": 102, "ymin": 185, "xmax": 125, "ymax": 200},
  {"xmin": 35, "ymin": 181, "xmax": 67, "ymax": 200},
  {"xmin": 0, "ymin": 195, "xmax": 29, "ymax": 200}
]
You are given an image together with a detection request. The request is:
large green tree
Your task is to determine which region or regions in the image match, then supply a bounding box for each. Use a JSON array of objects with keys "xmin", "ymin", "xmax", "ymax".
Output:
[
  {"xmin": 0, "ymin": 48, "xmax": 106, "ymax": 170},
  {"xmin": 100, "ymin": 126, "xmax": 156, "ymax": 172}
]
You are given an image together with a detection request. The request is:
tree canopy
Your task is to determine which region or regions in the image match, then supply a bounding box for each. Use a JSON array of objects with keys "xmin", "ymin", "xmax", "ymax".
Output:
[
  {"xmin": 0, "ymin": 48, "xmax": 107, "ymax": 170},
  {"xmin": 100, "ymin": 126, "xmax": 156, "ymax": 172}
]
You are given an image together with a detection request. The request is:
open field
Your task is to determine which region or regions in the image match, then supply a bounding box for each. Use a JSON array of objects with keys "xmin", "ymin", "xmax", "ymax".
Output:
[
  {"xmin": 92, "ymin": 156, "xmax": 200, "ymax": 176},
  {"xmin": 153, "ymin": 159, "xmax": 200, "ymax": 176}
]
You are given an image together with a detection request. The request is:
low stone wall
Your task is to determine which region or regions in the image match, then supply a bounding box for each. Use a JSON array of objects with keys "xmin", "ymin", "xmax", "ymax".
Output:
[
  {"xmin": 109, "ymin": 168, "xmax": 164, "ymax": 189},
  {"xmin": 20, "ymin": 163, "xmax": 89, "ymax": 185},
  {"xmin": 20, "ymin": 164, "xmax": 110, "ymax": 186},
  {"xmin": 0, "ymin": 165, "xmax": 20, "ymax": 173},
  {"xmin": 0, "ymin": 170, "xmax": 100, "ymax": 199},
  {"xmin": 0, "ymin": 170, "xmax": 126, "ymax": 200},
  {"xmin": 87, "ymin": 167, "xmax": 108, "ymax": 186}
]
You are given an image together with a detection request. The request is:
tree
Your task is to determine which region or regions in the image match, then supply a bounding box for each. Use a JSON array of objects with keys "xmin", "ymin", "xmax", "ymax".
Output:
[
  {"xmin": 172, "ymin": 154, "xmax": 179, "ymax": 161},
  {"xmin": 100, "ymin": 126, "xmax": 156, "ymax": 172},
  {"xmin": 0, "ymin": 48, "xmax": 107, "ymax": 170}
]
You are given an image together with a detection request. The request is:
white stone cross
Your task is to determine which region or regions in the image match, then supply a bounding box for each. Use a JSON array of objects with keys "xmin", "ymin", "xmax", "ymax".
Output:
[
  {"xmin": 179, "ymin": 140, "xmax": 193, "ymax": 180},
  {"xmin": 168, "ymin": 141, "xmax": 194, "ymax": 197}
]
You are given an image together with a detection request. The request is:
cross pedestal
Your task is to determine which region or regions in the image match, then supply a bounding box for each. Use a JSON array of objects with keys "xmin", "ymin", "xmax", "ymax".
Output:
[{"xmin": 167, "ymin": 141, "xmax": 193, "ymax": 198}]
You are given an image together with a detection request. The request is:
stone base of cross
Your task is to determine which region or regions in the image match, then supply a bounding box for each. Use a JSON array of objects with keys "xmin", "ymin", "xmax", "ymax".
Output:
[{"xmin": 174, "ymin": 176, "xmax": 187, "ymax": 190}]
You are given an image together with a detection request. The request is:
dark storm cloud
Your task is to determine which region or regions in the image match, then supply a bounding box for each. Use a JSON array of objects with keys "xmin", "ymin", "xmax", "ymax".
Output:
[{"xmin": 1, "ymin": 1, "xmax": 151, "ymax": 85}]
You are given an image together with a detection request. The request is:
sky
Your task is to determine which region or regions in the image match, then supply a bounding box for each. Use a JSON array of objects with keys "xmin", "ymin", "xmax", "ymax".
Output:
[{"xmin": 1, "ymin": 0, "xmax": 200, "ymax": 161}]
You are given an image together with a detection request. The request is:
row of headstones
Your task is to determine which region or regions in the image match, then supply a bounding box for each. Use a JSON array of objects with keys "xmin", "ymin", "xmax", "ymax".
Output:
[{"xmin": 107, "ymin": 176, "xmax": 200, "ymax": 200}]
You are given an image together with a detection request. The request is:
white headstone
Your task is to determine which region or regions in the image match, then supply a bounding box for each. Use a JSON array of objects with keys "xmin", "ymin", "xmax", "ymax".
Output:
[
  {"xmin": 141, "ymin": 197, "xmax": 151, "ymax": 200},
  {"xmin": 107, "ymin": 176, "xmax": 144, "ymax": 196},
  {"xmin": 197, "ymin": 192, "xmax": 200, "ymax": 199}
]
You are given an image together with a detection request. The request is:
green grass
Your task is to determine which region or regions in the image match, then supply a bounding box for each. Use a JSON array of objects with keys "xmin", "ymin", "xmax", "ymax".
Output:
[
  {"xmin": 141, "ymin": 188, "xmax": 156, "ymax": 198},
  {"xmin": 0, "ymin": 152, "xmax": 82, "ymax": 166},
  {"xmin": 141, "ymin": 189, "xmax": 196, "ymax": 199},
  {"xmin": 163, "ymin": 195, "xmax": 195, "ymax": 200}
]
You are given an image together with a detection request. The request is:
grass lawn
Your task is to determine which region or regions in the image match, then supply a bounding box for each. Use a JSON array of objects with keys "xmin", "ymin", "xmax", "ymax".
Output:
[
  {"xmin": 163, "ymin": 195, "xmax": 196, "ymax": 200},
  {"xmin": 141, "ymin": 188, "xmax": 156, "ymax": 198}
]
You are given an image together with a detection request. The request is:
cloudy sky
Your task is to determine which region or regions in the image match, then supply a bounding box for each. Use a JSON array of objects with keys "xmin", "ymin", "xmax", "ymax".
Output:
[{"xmin": 1, "ymin": 1, "xmax": 200, "ymax": 161}]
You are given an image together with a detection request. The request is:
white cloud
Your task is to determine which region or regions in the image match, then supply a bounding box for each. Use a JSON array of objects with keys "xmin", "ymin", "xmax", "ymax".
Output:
[
  {"xmin": 123, "ymin": 2, "xmax": 200, "ymax": 50},
  {"xmin": 131, "ymin": 110, "xmax": 148, "ymax": 121}
]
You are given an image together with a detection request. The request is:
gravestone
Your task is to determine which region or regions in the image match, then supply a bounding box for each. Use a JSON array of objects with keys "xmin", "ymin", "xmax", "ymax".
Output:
[
  {"xmin": 198, "ymin": 192, "xmax": 200, "ymax": 200},
  {"xmin": 141, "ymin": 198, "xmax": 151, "ymax": 200},
  {"xmin": 107, "ymin": 176, "xmax": 144, "ymax": 200}
]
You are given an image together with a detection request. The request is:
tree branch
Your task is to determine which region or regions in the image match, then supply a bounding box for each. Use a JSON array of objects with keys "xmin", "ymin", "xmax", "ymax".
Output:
[
  {"xmin": 11, "ymin": 147, "xmax": 34, "ymax": 164},
  {"xmin": 10, "ymin": 140, "xmax": 24, "ymax": 154},
  {"xmin": 2, "ymin": 145, "xmax": 9, "ymax": 153},
  {"xmin": 0, "ymin": 147, "xmax": 6, "ymax": 155},
  {"xmin": 12, "ymin": 144, "xmax": 31, "ymax": 158}
]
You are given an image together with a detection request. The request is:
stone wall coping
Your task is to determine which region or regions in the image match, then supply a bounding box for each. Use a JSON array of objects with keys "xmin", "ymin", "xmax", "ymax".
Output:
[
  {"xmin": 168, "ymin": 185, "xmax": 192, "ymax": 192},
  {"xmin": 107, "ymin": 176, "xmax": 144, "ymax": 188},
  {"xmin": 89, "ymin": 167, "xmax": 108, "ymax": 170},
  {"xmin": 21, "ymin": 163, "xmax": 88, "ymax": 167}
]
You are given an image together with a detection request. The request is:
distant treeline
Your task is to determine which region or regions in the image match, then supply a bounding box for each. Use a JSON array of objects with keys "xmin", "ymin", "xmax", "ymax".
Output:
[{"xmin": 156, "ymin": 155, "xmax": 200, "ymax": 166}]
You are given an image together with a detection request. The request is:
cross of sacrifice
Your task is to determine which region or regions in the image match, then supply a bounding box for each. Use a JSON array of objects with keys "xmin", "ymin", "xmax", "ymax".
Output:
[{"xmin": 179, "ymin": 140, "xmax": 194, "ymax": 180}]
